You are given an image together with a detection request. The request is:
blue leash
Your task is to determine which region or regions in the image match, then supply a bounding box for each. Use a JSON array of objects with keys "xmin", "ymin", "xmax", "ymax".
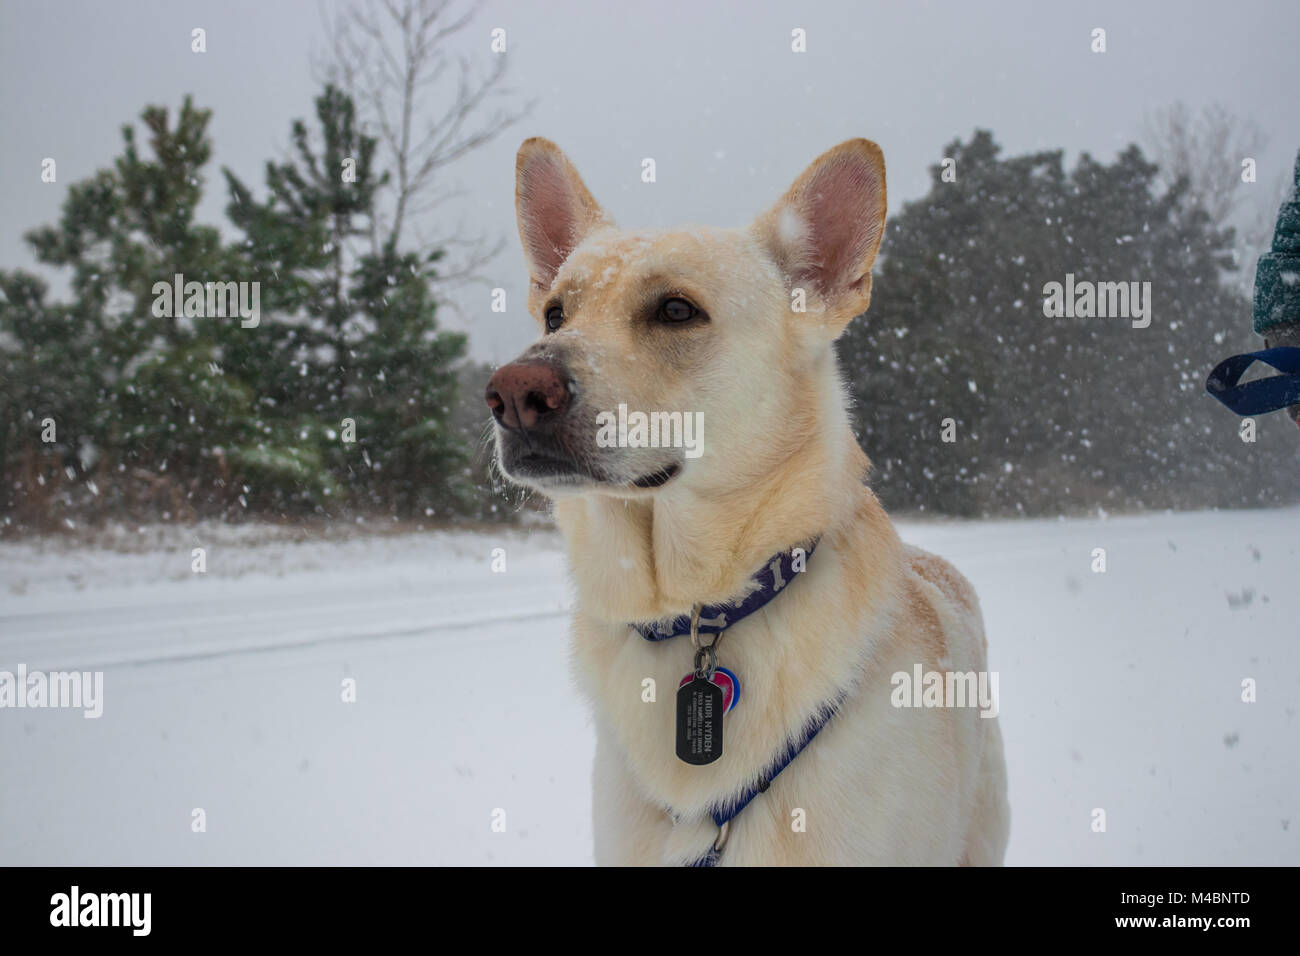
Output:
[{"xmin": 1205, "ymin": 346, "xmax": 1300, "ymax": 415}]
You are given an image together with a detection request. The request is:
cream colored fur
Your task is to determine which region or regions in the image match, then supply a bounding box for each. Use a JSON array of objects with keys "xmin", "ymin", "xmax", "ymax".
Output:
[{"xmin": 496, "ymin": 137, "xmax": 1010, "ymax": 866}]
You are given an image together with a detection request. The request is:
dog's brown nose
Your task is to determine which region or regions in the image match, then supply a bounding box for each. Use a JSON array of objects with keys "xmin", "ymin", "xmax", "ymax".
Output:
[{"xmin": 486, "ymin": 360, "xmax": 571, "ymax": 430}]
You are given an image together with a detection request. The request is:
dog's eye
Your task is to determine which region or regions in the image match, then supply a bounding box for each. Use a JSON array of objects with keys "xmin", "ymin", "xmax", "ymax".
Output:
[
  {"xmin": 658, "ymin": 297, "xmax": 698, "ymax": 324},
  {"xmin": 545, "ymin": 306, "xmax": 564, "ymax": 332}
]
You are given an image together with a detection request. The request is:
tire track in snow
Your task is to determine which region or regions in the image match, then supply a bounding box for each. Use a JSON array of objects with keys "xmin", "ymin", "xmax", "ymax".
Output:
[{"xmin": 1, "ymin": 586, "xmax": 571, "ymax": 672}]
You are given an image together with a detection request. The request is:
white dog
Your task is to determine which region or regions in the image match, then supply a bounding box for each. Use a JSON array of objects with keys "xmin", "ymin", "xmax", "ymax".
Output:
[{"xmin": 488, "ymin": 137, "xmax": 1010, "ymax": 866}]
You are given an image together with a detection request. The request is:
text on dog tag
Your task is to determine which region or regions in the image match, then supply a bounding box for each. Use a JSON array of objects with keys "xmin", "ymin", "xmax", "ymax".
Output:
[{"xmin": 676, "ymin": 676, "xmax": 723, "ymax": 765}]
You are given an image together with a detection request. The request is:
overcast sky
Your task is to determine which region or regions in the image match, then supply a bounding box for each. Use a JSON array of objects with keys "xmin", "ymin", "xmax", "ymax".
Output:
[{"xmin": 2, "ymin": 0, "xmax": 1298, "ymax": 362}]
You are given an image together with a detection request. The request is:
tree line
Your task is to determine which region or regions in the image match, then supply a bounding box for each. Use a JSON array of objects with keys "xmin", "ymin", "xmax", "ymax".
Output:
[{"xmin": 2, "ymin": 102, "xmax": 1294, "ymax": 532}]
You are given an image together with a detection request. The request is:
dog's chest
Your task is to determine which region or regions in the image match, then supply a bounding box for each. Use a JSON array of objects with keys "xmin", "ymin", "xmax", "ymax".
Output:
[{"xmin": 570, "ymin": 586, "xmax": 862, "ymax": 822}]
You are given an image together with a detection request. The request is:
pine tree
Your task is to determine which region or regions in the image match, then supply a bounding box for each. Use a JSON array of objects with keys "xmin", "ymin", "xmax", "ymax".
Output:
[
  {"xmin": 224, "ymin": 85, "xmax": 470, "ymax": 518},
  {"xmin": 1, "ymin": 97, "xmax": 251, "ymax": 522},
  {"xmin": 2, "ymin": 87, "xmax": 479, "ymax": 526}
]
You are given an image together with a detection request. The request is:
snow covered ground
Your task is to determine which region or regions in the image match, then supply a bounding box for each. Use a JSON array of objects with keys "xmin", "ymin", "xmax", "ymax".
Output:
[{"xmin": 1, "ymin": 508, "xmax": 1297, "ymax": 866}]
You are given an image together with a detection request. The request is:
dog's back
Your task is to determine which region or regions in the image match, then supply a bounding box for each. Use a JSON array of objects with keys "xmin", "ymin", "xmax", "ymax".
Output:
[{"xmin": 901, "ymin": 545, "xmax": 1010, "ymax": 865}]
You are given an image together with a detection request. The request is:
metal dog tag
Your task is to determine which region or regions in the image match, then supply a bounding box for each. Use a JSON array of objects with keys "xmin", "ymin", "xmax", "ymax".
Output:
[{"xmin": 676, "ymin": 676, "xmax": 723, "ymax": 765}]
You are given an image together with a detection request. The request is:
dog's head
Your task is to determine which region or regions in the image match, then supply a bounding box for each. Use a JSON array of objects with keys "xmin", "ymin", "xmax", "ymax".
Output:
[{"xmin": 488, "ymin": 138, "xmax": 887, "ymax": 498}]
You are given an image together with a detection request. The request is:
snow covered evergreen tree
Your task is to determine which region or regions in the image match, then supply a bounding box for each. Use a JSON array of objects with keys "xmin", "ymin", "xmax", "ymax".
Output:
[
  {"xmin": 1, "ymin": 89, "xmax": 476, "ymax": 526},
  {"xmin": 839, "ymin": 130, "xmax": 1297, "ymax": 516}
]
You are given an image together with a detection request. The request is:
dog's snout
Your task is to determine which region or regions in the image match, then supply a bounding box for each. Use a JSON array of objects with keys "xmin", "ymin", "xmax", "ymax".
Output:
[{"xmin": 486, "ymin": 360, "xmax": 571, "ymax": 430}]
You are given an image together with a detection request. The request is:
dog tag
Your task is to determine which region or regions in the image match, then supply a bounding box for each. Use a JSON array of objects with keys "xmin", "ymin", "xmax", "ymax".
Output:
[{"xmin": 676, "ymin": 676, "xmax": 724, "ymax": 765}]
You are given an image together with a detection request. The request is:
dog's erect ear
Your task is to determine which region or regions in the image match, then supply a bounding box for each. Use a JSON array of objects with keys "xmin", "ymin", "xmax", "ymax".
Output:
[
  {"xmin": 516, "ymin": 138, "xmax": 611, "ymax": 290},
  {"xmin": 753, "ymin": 139, "xmax": 887, "ymax": 335}
]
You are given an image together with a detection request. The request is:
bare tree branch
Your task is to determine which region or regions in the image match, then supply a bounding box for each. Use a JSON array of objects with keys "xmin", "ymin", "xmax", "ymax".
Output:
[
  {"xmin": 1143, "ymin": 102, "xmax": 1284, "ymax": 294},
  {"xmin": 316, "ymin": 0, "xmax": 534, "ymax": 278}
]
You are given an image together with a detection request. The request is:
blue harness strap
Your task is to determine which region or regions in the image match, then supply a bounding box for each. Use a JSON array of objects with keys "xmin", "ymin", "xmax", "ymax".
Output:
[
  {"xmin": 1205, "ymin": 346, "xmax": 1300, "ymax": 416},
  {"xmin": 686, "ymin": 689, "xmax": 848, "ymax": 867}
]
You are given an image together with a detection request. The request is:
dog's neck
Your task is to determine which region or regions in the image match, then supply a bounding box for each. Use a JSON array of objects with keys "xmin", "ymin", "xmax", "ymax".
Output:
[{"xmin": 552, "ymin": 359, "xmax": 878, "ymax": 625}]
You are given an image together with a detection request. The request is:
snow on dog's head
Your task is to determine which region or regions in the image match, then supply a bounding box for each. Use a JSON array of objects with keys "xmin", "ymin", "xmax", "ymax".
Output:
[{"xmin": 487, "ymin": 137, "xmax": 887, "ymax": 499}]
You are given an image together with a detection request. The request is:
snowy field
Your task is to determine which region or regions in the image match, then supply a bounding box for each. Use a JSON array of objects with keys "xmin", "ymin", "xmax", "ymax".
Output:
[{"xmin": 1, "ymin": 508, "xmax": 1297, "ymax": 866}]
